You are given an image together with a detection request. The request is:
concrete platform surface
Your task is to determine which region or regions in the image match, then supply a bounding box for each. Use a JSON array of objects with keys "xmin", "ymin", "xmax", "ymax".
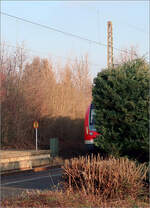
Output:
[
  {"xmin": 0, "ymin": 150, "xmax": 50, "ymax": 159},
  {"xmin": 0, "ymin": 150, "xmax": 51, "ymax": 174}
]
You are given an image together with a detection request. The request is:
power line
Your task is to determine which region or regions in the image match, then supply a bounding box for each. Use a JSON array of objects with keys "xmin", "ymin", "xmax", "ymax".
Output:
[
  {"xmin": 1, "ymin": 12, "xmax": 106, "ymax": 46},
  {"xmin": 1, "ymin": 11, "xmax": 135, "ymax": 55},
  {"xmin": 81, "ymin": 7, "xmax": 147, "ymax": 35},
  {"xmin": 0, "ymin": 42, "xmax": 101, "ymax": 67}
]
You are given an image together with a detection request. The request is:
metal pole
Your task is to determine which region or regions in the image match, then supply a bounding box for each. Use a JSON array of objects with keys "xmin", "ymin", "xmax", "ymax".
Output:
[
  {"xmin": 36, "ymin": 128, "xmax": 38, "ymax": 151},
  {"xmin": 107, "ymin": 21, "xmax": 113, "ymax": 68}
]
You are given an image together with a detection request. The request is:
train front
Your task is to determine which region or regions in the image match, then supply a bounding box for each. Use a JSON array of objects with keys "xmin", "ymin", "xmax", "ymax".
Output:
[{"xmin": 84, "ymin": 103, "xmax": 99, "ymax": 151}]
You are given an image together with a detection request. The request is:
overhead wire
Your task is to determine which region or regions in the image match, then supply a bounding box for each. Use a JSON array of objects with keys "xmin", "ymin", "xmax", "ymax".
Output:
[
  {"xmin": 81, "ymin": 6, "xmax": 148, "ymax": 35},
  {"xmin": 1, "ymin": 11, "xmax": 136, "ymax": 55},
  {"xmin": 1, "ymin": 12, "xmax": 106, "ymax": 46},
  {"xmin": 0, "ymin": 42, "xmax": 101, "ymax": 67}
]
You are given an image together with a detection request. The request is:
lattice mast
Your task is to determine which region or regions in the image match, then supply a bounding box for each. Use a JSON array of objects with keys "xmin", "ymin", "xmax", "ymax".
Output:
[{"xmin": 107, "ymin": 21, "xmax": 113, "ymax": 68}]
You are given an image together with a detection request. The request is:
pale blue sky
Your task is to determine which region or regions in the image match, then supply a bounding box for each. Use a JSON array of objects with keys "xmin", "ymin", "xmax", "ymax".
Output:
[{"xmin": 1, "ymin": 1, "xmax": 149, "ymax": 78}]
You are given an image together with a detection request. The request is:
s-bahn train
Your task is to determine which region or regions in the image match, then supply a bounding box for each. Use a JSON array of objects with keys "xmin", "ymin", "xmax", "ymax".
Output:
[{"xmin": 84, "ymin": 103, "xmax": 99, "ymax": 151}]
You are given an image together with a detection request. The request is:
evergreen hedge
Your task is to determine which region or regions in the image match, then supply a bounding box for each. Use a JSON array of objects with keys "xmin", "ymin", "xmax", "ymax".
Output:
[{"xmin": 92, "ymin": 59, "xmax": 149, "ymax": 162}]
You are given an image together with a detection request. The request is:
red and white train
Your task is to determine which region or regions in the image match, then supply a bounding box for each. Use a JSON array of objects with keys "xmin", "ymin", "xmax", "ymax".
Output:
[{"xmin": 84, "ymin": 103, "xmax": 99, "ymax": 150}]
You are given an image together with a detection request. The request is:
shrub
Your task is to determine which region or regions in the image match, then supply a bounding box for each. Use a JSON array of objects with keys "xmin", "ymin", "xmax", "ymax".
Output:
[
  {"xmin": 62, "ymin": 155, "xmax": 148, "ymax": 200},
  {"xmin": 92, "ymin": 58, "xmax": 149, "ymax": 162}
]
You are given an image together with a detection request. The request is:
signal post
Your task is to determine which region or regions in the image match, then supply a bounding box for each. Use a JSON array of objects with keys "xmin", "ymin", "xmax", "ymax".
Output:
[{"xmin": 33, "ymin": 121, "xmax": 39, "ymax": 151}]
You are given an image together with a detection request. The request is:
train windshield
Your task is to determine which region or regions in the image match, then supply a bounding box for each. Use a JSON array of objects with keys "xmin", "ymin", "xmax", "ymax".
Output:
[{"xmin": 89, "ymin": 105, "xmax": 96, "ymax": 131}]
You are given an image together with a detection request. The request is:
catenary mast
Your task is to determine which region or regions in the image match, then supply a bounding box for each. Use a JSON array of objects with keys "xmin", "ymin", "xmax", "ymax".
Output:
[{"xmin": 107, "ymin": 21, "xmax": 113, "ymax": 68}]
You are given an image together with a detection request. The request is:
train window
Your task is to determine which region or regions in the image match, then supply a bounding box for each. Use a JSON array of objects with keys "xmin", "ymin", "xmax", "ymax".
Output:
[
  {"xmin": 89, "ymin": 105, "xmax": 96, "ymax": 131},
  {"xmin": 90, "ymin": 108, "xmax": 95, "ymax": 125}
]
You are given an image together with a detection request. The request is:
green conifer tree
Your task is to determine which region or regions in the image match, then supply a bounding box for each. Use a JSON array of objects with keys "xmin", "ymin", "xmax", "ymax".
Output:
[{"xmin": 92, "ymin": 58, "xmax": 149, "ymax": 162}]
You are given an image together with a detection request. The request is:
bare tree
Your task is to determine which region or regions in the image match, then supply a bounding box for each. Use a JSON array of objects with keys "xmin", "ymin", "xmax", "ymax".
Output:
[
  {"xmin": 72, "ymin": 54, "xmax": 92, "ymax": 98},
  {"xmin": 114, "ymin": 45, "xmax": 139, "ymax": 65}
]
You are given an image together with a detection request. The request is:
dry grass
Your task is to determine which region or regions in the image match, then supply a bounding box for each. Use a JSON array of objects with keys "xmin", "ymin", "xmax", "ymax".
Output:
[
  {"xmin": 1, "ymin": 189, "xmax": 149, "ymax": 208},
  {"xmin": 62, "ymin": 154, "xmax": 148, "ymax": 200}
]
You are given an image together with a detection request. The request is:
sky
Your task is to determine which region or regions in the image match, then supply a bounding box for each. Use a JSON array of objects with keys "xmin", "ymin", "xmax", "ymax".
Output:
[{"xmin": 1, "ymin": 1, "xmax": 149, "ymax": 78}]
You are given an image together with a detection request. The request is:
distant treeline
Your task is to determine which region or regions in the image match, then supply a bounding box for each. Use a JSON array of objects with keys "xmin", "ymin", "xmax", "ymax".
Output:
[{"xmin": 0, "ymin": 43, "xmax": 92, "ymax": 155}]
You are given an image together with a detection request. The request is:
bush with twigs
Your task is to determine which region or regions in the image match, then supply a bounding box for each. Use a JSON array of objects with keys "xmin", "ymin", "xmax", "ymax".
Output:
[{"xmin": 62, "ymin": 155, "xmax": 148, "ymax": 200}]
